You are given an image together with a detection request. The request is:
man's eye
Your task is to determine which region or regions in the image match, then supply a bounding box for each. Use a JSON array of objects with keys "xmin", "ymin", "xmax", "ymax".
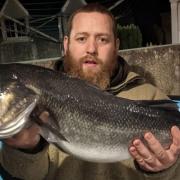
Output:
[
  {"xmin": 98, "ymin": 37, "xmax": 109, "ymax": 44},
  {"xmin": 77, "ymin": 37, "xmax": 86, "ymax": 42}
]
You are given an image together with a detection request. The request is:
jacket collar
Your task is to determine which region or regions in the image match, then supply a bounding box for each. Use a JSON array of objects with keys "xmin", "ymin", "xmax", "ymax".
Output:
[{"xmin": 107, "ymin": 56, "xmax": 145, "ymax": 95}]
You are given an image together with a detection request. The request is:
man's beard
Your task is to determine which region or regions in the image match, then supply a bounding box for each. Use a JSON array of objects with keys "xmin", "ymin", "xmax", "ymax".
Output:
[{"xmin": 64, "ymin": 50, "xmax": 117, "ymax": 90}]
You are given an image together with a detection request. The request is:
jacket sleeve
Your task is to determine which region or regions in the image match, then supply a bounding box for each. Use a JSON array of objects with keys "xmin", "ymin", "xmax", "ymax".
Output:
[
  {"xmin": 0, "ymin": 143, "xmax": 49, "ymax": 180},
  {"xmin": 139, "ymin": 157, "xmax": 180, "ymax": 180}
]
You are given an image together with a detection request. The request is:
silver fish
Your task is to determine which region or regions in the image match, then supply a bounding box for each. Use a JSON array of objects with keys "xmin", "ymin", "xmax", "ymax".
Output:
[{"xmin": 0, "ymin": 63, "xmax": 180, "ymax": 162}]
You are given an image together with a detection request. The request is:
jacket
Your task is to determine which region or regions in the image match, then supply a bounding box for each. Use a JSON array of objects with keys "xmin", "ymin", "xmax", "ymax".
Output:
[{"xmin": 1, "ymin": 57, "xmax": 180, "ymax": 180}]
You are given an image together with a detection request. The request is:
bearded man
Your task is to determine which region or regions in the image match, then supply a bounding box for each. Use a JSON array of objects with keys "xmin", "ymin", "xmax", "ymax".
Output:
[{"xmin": 1, "ymin": 3, "xmax": 180, "ymax": 180}]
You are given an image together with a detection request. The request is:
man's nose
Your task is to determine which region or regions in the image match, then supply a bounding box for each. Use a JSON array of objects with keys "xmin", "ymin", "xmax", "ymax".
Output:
[{"xmin": 86, "ymin": 38, "xmax": 98, "ymax": 55}]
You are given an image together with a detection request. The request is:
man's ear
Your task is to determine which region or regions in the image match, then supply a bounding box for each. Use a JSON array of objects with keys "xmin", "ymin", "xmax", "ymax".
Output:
[
  {"xmin": 63, "ymin": 36, "xmax": 69, "ymax": 55},
  {"xmin": 116, "ymin": 38, "xmax": 120, "ymax": 52}
]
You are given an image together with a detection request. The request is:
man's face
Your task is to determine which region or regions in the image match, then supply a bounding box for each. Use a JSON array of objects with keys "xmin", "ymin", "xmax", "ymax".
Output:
[{"xmin": 63, "ymin": 12, "xmax": 119, "ymax": 89}]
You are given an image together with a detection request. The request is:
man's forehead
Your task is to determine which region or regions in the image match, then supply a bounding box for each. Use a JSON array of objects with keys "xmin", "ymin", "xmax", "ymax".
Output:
[
  {"xmin": 74, "ymin": 12, "xmax": 112, "ymax": 21},
  {"xmin": 71, "ymin": 12, "xmax": 113, "ymax": 33}
]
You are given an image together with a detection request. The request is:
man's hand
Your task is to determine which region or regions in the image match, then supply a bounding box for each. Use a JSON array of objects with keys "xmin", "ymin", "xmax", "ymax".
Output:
[
  {"xmin": 129, "ymin": 126, "xmax": 180, "ymax": 172},
  {"xmin": 3, "ymin": 111, "xmax": 49, "ymax": 150},
  {"xmin": 4, "ymin": 123, "xmax": 40, "ymax": 149}
]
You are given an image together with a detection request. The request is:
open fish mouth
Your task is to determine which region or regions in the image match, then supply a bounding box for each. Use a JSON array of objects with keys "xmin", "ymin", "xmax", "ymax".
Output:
[{"xmin": 0, "ymin": 81, "xmax": 38, "ymax": 138}]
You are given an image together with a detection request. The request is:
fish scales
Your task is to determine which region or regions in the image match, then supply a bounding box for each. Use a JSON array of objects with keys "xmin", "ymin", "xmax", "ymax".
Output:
[{"xmin": 0, "ymin": 63, "xmax": 180, "ymax": 162}]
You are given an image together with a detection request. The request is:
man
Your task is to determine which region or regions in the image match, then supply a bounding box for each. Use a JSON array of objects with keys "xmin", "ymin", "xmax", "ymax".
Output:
[{"xmin": 1, "ymin": 3, "xmax": 180, "ymax": 180}]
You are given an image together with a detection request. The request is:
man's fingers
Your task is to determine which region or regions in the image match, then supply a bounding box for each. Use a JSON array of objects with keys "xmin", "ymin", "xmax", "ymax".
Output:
[
  {"xmin": 131, "ymin": 139, "xmax": 157, "ymax": 166},
  {"xmin": 129, "ymin": 145, "xmax": 156, "ymax": 171},
  {"xmin": 129, "ymin": 146, "xmax": 146, "ymax": 166},
  {"xmin": 144, "ymin": 132, "xmax": 169, "ymax": 164},
  {"xmin": 168, "ymin": 126, "xmax": 180, "ymax": 157},
  {"xmin": 39, "ymin": 111, "xmax": 49, "ymax": 123},
  {"xmin": 171, "ymin": 126, "xmax": 180, "ymax": 152}
]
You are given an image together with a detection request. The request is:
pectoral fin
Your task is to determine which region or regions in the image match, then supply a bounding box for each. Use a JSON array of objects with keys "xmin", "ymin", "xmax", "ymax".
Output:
[{"xmin": 31, "ymin": 110, "xmax": 68, "ymax": 143}]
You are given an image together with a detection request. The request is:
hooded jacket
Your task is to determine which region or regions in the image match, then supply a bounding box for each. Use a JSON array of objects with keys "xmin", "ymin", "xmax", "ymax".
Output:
[{"xmin": 1, "ymin": 57, "xmax": 180, "ymax": 180}]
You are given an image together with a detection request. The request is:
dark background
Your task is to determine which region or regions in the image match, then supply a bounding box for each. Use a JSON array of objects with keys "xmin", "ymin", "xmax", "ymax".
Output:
[{"xmin": 0, "ymin": 0, "xmax": 171, "ymax": 46}]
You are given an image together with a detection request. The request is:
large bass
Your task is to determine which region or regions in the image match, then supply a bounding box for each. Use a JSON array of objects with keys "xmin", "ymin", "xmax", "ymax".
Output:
[{"xmin": 0, "ymin": 63, "xmax": 179, "ymax": 162}]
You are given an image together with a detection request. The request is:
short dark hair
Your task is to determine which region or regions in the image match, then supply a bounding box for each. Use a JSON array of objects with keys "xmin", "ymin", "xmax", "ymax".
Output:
[{"xmin": 66, "ymin": 3, "xmax": 117, "ymax": 39}]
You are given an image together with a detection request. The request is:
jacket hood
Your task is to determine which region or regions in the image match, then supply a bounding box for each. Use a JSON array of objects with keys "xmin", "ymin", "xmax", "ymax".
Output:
[{"xmin": 107, "ymin": 56, "xmax": 145, "ymax": 95}]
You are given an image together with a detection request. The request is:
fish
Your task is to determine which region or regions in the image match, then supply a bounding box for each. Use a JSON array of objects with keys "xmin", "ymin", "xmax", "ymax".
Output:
[{"xmin": 0, "ymin": 63, "xmax": 180, "ymax": 163}]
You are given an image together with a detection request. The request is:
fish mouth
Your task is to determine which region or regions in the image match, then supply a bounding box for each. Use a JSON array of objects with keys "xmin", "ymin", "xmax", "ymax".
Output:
[
  {"xmin": 0, "ymin": 81, "xmax": 38, "ymax": 138},
  {"xmin": 0, "ymin": 100, "xmax": 37, "ymax": 138}
]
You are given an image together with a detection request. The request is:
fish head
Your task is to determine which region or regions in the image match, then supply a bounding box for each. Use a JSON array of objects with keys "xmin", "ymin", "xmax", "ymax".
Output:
[{"xmin": 0, "ymin": 79, "xmax": 39, "ymax": 138}]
